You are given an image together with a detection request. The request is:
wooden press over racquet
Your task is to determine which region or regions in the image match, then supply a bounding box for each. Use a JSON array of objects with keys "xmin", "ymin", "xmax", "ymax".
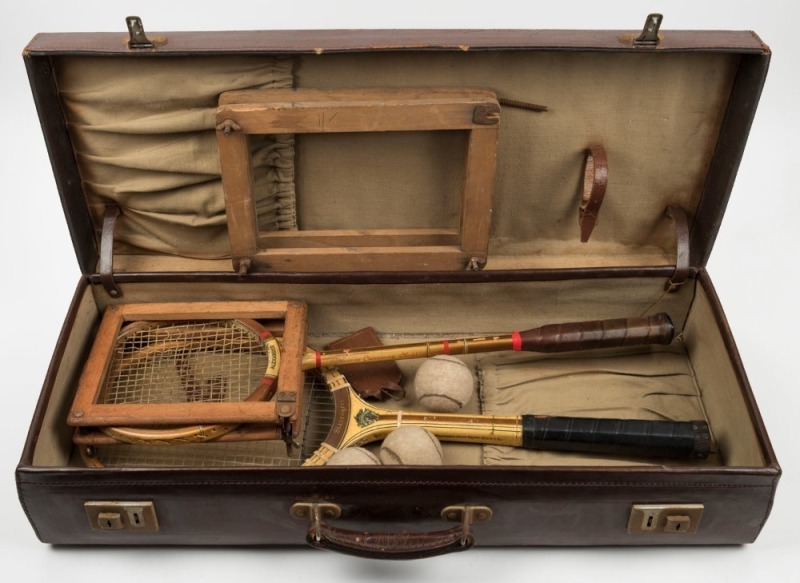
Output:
[{"xmin": 68, "ymin": 301, "xmax": 308, "ymax": 444}]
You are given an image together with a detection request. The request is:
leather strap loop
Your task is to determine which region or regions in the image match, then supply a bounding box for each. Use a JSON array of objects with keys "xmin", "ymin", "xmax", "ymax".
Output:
[
  {"xmin": 579, "ymin": 144, "xmax": 608, "ymax": 242},
  {"xmin": 99, "ymin": 205, "xmax": 122, "ymax": 298},
  {"xmin": 665, "ymin": 205, "xmax": 691, "ymax": 292}
]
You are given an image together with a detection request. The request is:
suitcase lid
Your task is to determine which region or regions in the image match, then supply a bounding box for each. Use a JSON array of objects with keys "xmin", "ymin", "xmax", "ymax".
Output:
[{"xmin": 23, "ymin": 17, "xmax": 770, "ymax": 289}]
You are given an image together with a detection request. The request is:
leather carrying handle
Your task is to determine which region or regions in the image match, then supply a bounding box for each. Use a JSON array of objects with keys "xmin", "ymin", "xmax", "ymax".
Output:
[
  {"xmin": 518, "ymin": 313, "xmax": 673, "ymax": 352},
  {"xmin": 308, "ymin": 522, "xmax": 472, "ymax": 560},
  {"xmin": 522, "ymin": 416, "xmax": 711, "ymax": 459}
]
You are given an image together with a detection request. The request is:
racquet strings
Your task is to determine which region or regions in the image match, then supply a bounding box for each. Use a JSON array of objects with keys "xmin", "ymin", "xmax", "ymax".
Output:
[
  {"xmin": 84, "ymin": 371, "xmax": 334, "ymax": 468},
  {"xmin": 103, "ymin": 320, "xmax": 271, "ymax": 407}
]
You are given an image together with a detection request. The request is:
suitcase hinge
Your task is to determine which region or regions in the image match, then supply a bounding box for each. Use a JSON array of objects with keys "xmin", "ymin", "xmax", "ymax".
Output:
[
  {"xmin": 634, "ymin": 13, "xmax": 663, "ymax": 47},
  {"xmin": 99, "ymin": 205, "xmax": 122, "ymax": 298},
  {"xmin": 126, "ymin": 16, "xmax": 155, "ymax": 50}
]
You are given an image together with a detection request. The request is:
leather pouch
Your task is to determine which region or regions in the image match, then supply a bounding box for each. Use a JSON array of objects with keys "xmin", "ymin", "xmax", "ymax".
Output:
[{"xmin": 326, "ymin": 327, "xmax": 404, "ymax": 400}]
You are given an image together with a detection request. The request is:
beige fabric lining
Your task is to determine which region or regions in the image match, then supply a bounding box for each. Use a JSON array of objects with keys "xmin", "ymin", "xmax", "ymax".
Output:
[
  {"xmin": 53, "ymin": 51, "xmax": 737, "ymax": 271},
  {"xmin": 94, "ymin": 278, "xmax": 693, "ymax": 338},
  {"xmin": 477, "ymin": 346, "xmax": 717, "ymax": 466},
  {"xmin": 685, "ymin": 284, "xmax": 765, "ymax": 467},
  {"xmin": 296, "ymin": 51, "xmax": 739, "ymax": 264},
  {"xmin": 54, "ymin": 56, "xmax": 296, "ymax": 259},
  {"xmin": 27, "ymin": 277, "xmax": 765, "ymax": 468},
  {"xmin": 32, "ymin": 287, "xmax": 101, "ymax": 466},
  {"xmin": 29, "ymin": 51, "xmax": 766, "ymax": 469}
]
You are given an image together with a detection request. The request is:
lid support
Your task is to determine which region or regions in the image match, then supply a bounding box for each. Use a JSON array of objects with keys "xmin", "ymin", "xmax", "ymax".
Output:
[
  {"xmin": 99, "ymin": 205, "xmax": 122, "ymax": 298},
  {"xmin": 665, "ymin": 206, "xmax": 690, "ymax": 292}
]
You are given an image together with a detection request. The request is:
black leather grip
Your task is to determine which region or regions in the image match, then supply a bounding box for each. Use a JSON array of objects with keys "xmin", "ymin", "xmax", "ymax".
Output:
[{"xmin": 521, "ymin": 415, "xmax": 710, "ymax": 459}]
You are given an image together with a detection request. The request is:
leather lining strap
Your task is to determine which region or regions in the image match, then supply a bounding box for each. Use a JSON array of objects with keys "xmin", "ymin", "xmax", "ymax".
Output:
[
  {"xmin": 665, "ymin": 205, "xmax": 690, "ymax": 292},
  {"xmin": 579, "ymin": 144, "xmax": 608, "ymax": 242},
  {"xmin": 99, "ymin": 205, "xmax": 122, "ymax": 298}
]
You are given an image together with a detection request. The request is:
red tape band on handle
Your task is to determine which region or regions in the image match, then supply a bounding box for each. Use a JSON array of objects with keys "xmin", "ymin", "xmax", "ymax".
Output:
[
  {"xmin": 511, "ymin": 331, "xmax": 522, "ymax": 351},
  {"xmin": 442, "ymin": 340, "xmax": 450, "ymax": 355},
  {"xmin": 259, "ymin": 330, "xmax": 272, "ymax": 340},
  {"xmin": 315, "ymin": 351, "xmax": 322, "ymax": 368}
]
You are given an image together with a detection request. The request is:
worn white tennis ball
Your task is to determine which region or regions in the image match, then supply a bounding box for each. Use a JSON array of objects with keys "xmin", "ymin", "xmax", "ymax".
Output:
[
  {"xmin": 326, "ymin": 447, "xmax": 381, "ymax": 466},
  {"xmin": 379, "ymin": 426, "xmax": 444, "ymax": 465},
  {"xmin": 413, "ymin": 355, "xmax": 475, "ymax": 412}
]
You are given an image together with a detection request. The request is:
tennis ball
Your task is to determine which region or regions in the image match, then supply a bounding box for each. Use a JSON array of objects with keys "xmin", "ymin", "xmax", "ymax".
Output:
[
  {"xmin": 326, "ymin": 447, "xmax": 381, "ymax": 466},
  {"xmin": 379, "ymin": 426, "xmax": 444, "ymax": 465},
  {"xmin": 413, "ymin": 355, "xmax": 475, "ymax": 413}
]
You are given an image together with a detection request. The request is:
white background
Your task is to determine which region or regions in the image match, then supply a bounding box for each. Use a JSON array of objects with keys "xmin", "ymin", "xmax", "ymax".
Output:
[{"xmin": 1, "ymin": 1, "xmax": 797, "ymax": 581}]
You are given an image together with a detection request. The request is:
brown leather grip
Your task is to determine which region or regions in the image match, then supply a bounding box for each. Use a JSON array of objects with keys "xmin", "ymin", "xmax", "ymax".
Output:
[
  {"xmin": 518, "ymin": 313, "xmax": 674, "ymax": 353},
  {"xmin": 308, "ymin": 523, "xmax": 471, "ymax": 560}
]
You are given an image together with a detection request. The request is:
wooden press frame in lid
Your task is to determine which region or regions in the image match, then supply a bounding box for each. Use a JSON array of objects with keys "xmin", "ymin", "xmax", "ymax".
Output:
[
  {"xmin": 68, "ymin": 301, "xmax": 307, "ymax": 430},
  {"xmin": 215, "ymin": 88, "xmax": 500, "ymax": 272}
]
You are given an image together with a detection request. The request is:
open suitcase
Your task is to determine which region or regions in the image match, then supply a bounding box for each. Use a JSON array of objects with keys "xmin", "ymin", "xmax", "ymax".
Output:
[{"xmin": 16, "ymin": 16, "xmax": 780, "ymax": 559}]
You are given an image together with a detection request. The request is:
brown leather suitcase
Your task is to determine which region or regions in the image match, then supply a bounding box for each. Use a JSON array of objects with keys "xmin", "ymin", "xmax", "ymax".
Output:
[{"xmin": 16, "ymin": 16, "xmax": 780, "ymax": 559}]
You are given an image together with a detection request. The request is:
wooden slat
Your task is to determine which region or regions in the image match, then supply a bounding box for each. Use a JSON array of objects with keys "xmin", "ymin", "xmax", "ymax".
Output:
[
  {"xmin": 217, "ymin": 88, "xmax": 499, "ymax": 134},
  {"xmin": 73, "ymin": 425, "xmax": 284, "ymax": 445},
  {"xmin": 69, "ymin": 307, "xmax": 125, "ymax": 422},
  {"xmin": 252, "ymin": 246, "xmax": 480, "ymax": 272},
  {"xmin": 275, "ymin": 302, "xmax": 308, "ymax": 436},
  {"xmin": 460, "ymin": 127, "xmax": 498, "ymax": 254},
  {"xmin": 69, "ymin": 401, "xmax": 279, "ymax": 427},
  {"xmin": 216, "ymin": 131, "xmax": 258, "ymax": 260},
  {"xmin": 219, "ymin": 87, "xmax": 498, "ymax": 106},
  {"xmin": 219, "ymin": 101, "xmax": 494, "ymax": 134},
  {"xmin": 257, "ymin": 228, "xmax": 460, "ymax": 249}
]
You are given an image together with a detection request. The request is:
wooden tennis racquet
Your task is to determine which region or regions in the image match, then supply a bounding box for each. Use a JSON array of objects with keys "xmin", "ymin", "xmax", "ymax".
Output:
[
  {"xmin": 78, "ymin": 361, "xmax": 711, "ymax": 467},
  {"xmin": 301, "ymin": 367, "xmax": 711, "ymax": 465},
  {"xmin": 301, "ymin": 314, "xmax": 675, "ymax": 368}
]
